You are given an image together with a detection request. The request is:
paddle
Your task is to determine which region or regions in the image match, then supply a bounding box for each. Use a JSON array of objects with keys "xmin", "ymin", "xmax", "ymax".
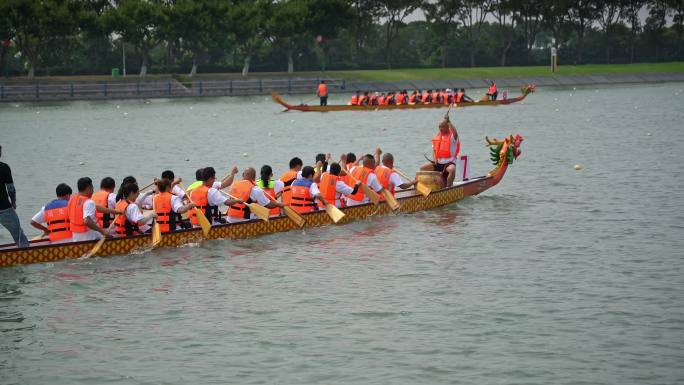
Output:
[
  {"xmin": 262, "ymin": 187, "xmax": 305, "ymax": 228},
  {"xmin": 340, "ymin": 169, "xmax": 381, "ymax": 205},
  {"xmin": 381, "ymin": 189, "xmax": 401, "ymax": 211},
  {"xmin": 394, "ymin": 168, "xmax": 431, "ymax": 197},
  {"xmin": 178, "ymin": 182, "xmax": 212, "ymax": 236},
  {"xmin": 151, "ymin": 193, "xmax": 161, "ymax": 247},
  {"xmin": 318, "ymin": 196, "xmax": 345, "ymax": 224},
  {"xmin": 31, "ymin": 234, "xmax": 47, "ymax": 241},
  {"xmin": 219, "ymin": 190, "xmax": 271, "ymax": 222},
  {"xmin": 82, "ymin": 217, "xmax": 118, "ymax": 259}
]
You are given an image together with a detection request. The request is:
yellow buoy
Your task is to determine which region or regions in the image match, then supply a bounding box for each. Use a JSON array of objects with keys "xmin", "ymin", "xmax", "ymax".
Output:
[{"xmin": 574, "ymin": 164, "xmax": 582, "ymax": 171}]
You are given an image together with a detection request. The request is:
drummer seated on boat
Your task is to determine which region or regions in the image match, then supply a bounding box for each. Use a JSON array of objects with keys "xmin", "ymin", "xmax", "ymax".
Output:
[
  {"xmin": 421, "ymin": 116, "xmax": 460, "ymax": 187},
  {"xmin": 189, "ymin": 167, "xmax": 240, "ymax": 226},
  {"xmin": 318, "ymin": 163, "xmax": 359, "ymax": 208},
  {"xmin": 30, "ymin": 183, "xmax": 73, "ymax": 244},
  {"xmin": 289, "ymin": 166, "xmax": 321, "ymax": 214},
  {"xmin": 114, "ymin": 183, "xmax": 157, "ymax": 237},
  {"xmin": 226, "ymin": 167, "xmax": 283, "ymax": 223},
  {"xmin": 345, "ymin": 154, "xmax": 385, "ymax": 207},
  {"xmin": 153, "ymin": 179, "xmax": 195, "ymax": 233},
  {"xmin": 68, "ymin": 177, "xmax": 116, "ymax": 242},
  {"xmin": 375, "ymin": 151, "xmax": 417, "ymax": 196}
]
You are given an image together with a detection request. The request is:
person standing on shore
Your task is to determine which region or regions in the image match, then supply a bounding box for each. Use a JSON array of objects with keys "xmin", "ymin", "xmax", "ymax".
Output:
[
  {"xmin": 317, "ymin": 80, "xmax": 328, "ymax": 106},
  {"xmin": 0, "ymin": 145, "xmax": 29, "ymax": 248}
]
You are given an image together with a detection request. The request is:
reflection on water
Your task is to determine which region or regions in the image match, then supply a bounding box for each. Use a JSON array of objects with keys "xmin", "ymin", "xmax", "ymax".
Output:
[{"xmin": 1, "ymin": 83, "xmax": 684, "ymax": 384}]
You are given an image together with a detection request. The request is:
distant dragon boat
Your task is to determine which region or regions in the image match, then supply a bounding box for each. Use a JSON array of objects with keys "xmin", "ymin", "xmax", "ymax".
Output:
[
  {"xmin": 272, "ymin": 85, "xmax": 535, "ymax": 112},
  {"xmin": 0, "ymin": 135, "xmax": 523, "ymax": 268}
]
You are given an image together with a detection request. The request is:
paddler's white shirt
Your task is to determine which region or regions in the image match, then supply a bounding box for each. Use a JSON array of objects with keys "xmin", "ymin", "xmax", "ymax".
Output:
[
  {"xmin": 107, "ymin": 192, "xmax": 116, "ymax": 210},
  {"xmin": 330, "ymin": 180, "xmax": 354, "ymax": 207},
  {"xmin": 225, "ymin": 184, "xmax": 272, "ymax": 223},
  {"xmin": 142, "ymin": 183, "xmax": 191, "ymax": 209},
  {"xmin": 274, "ymin": 171, "xmax": 303, "ymax": 195},
  {"xmin": 375, "ymin": 166, "xmax": 405, "ymax": 190},
  {"xmin": 124, "ymin": 202, "xmax": 151, "ymax": 233},
  {"xmin": 345, "ymin": 168, "xmax": 383, "ymax": 206},
  {"xmin": 72, "ymin": 199, "xmax": 101, "ymax": 242}
]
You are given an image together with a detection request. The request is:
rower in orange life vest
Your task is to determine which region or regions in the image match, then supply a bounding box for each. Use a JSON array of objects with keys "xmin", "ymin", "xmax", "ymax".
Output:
[
  {"xmin": 288, "ymin": 166, "xmax": 322, "ymax": 214},
  {"xmin": 91, "ymin": 177, "xmax": 116, "ymax": 228},
  {"xmin": 256, "ymin": 165, "xmax": 280, "ymax": 217},
  {"xmin": 456, "ymin": 88, "xmax": 474, "ymax": 103},
  {"xmin": 226, "ymin": 167, "xmax": 284, "ymax": 223},
  {"xmin": 374, "ymin": 150, "xmax": 418, "ymax": 197},
  {"xmin": 397, "ymin": 90, "xmax": 408, "ymax": 105},
  {"xmin": 358, "ymin": 91, "xmax": 370, "ymax": 106},
  {"xmin": 349, "ymin": 90, "xmax": 361, "ymax": 106},
  {"xmin": 152, "ymin": 178, "xmax": 195, "ymax": 233},
  {"xmin": 420, "ymin": 115, "xmax": 461, "ymax": 187},
  {"xmin": 68, "ymin": 177, "xmax": 116, "ymax": 242},
  {"xmin": 317, "ymin": 80, "xmax": 328, "ymax": 106},
  {"xmin": 30, "ymin": 183, "xmax": 73, "ymax": 244},
  {"xmin": 114, "ymin": 182, "xmax": 157, "ymax": 236},
  {"xmin": 487, "ymin": 81, "xmax": 498, "ymax": 100},
  {"xmin": 186, "ymin": 166, "xmax": 238, "ymax": 197},
  {"xmin": 345, "ymin": 154, "xmax": 385, "ymax": 206},
  {"xmin": 275, "ymin": 157, "xmax": 303, "ymax": 206},
  {"xmin": 189, "ymin": 167, "xmax": 241, "ymax": 225},
  {"xmin": 318, "ymin": 162, "xmax": 360, "ymax": 208},
  {"xmin": 140, "ymin": 170, "xmax": 187, "ymax": 212}
]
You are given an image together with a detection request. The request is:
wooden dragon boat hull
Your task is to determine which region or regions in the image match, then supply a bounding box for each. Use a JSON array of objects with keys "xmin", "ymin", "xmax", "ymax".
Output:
[
  {"xmin": 0, "ymin": 137, "xmax": 520, "ymax": 268},
  {"xmin": 272, "ymin": 85, "xmax": 535, "ymax": 112}
]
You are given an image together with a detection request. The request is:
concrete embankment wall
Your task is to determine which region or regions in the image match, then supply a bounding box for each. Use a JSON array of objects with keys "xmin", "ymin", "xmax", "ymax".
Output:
[{"xmin": 1, "ymin": 73, "xmax": 683, "ymax": 103}]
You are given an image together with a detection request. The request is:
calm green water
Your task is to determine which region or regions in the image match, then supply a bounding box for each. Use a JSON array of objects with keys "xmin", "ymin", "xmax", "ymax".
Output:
[{"xmin": 1, "ymin": 83, "xmax": 683, "ymax": 384}]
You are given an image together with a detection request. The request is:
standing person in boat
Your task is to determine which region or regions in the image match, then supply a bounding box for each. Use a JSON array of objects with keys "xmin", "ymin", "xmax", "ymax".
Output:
[
  {"xmin": 68, "ymin": 177, "xmax": 113, "ymax": 242},
  {"xmin": 92, "ymin": 177, "xmax": 116, "ymax": 228},
  {"xmin": 256, "ymin": 165, "xmax": 280, "ymax": 217},
  {"xmin": 153, "ymin": 178, "xmax": 195, "ymax": 233},
  {"xmin": 420, "ymin": 115, "xmax": 460, "ymax": 187},
  {"xmin": 275, "ymin": 157, "xmax": 303, "ymax": 206},
  {"xmin": 30, "ymin": 183, "xmax": 73, "ymax": 244},
  {"xmin": 0, "ymin": 145, "xmax": 29, "ymax": 248},
  {"xmin": 226, "ymin": 167, "xmax": 283, "ymax": 223},
  {"xmin": 317, "ymin": 80, "xmax": 328, "ymax": 106},
  {"xmin": 189, "ymin": 167, "xmax": 240, "ymax": 226},
  {"xmin": 318, "ymin": 163, "xmax": 360, "ymax": 208},
  {"xmin": 114, "ymin": 183, "xmax": 157, "ymax": 236},
  {"xmin": 345, "ymin": 154, "xmax": 385, "ymax": 207},
  {"xmin": 487, "ymin": 81, "xmax": 498, "ymax": 100},
  {"xmin": 289, "ymin": 166, "xmax": 321, "ymax": 214},
  {"xmin": 374, "ymin": 150, "xmax": 418, "ymax": 196}
]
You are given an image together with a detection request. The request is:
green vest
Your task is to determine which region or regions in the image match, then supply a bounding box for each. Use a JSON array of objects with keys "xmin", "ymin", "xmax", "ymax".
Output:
[
  {"xmin": 187, "ymin": 180, "xmax": 203, "ymax": 191},
  {"xmin": 256, "ymin": 179, "xmax": 275, "ymax": 189}
]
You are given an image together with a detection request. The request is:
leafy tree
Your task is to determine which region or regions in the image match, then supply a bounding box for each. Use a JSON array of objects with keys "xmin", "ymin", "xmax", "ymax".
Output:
[
  {"xmin": 596, "ymin": 0, "xmax": 624, "ymax": 63},
  {"xmin": 422, "ymin": 0, "xmax": 461, "ymax": 68},
  {"xmin": 667, "ymin": 0, "xmax": 684, "ymax": 58},
  {"xmin": 513, "ymin": 0, "xmax": 544, "ymax": 64},
  {"xmin": 376, "ymin": 0, "xmax": 422, "ymax": 69},
  {"xmin": 568, "ymin": 0, "xmax": 600, "ymax": 64},
  {"xmin": 622, "ymin": 0, "xmax": 645, "ymax": 63},
  {"xmin": 457, "ymin": 0, "xmax": 490, "ymax": 67},
  {"xmin": 490, "ymin": 0, "xmax": 518, "ymax": 66},
  {"xmin": 644, "ymin": 0, "xmax": 668, "ymax": 61}
]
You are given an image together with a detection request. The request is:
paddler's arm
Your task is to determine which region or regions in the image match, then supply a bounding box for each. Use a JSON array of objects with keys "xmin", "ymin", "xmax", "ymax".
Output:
[
  {"xmin": 219, "ymin": 167, "xmax": 239, "ymax": 189},
  {"xmin": 374, "ymin": 147, "xmax": 382, "ymax": 166},
  {"xmin": 96, "ymin": 205, "xmax": 119, "ymax": 215},
  {"xmin": 313, "ymin": 161, "xmax": 324, "ymax": 183},
  {"xmin": 446, "ymin": 118, "xmax": 458, "ymax": 142},
  {"xmin": 30, "ymin": 220, "xmax": 49, "ymax": 235},
  {"xmin": 30, "ymin": 208, "xmax": 49, "ymax": 235},
  {"xmin": 135, "ymin": 190, "xmax": 154, "ymax": 208},
  {"xmin": 84, "ymin": 217, "xmax": 109, "ymax": 237}
]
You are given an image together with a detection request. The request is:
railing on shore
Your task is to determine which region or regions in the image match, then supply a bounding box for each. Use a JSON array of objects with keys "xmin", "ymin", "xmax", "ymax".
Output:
[{"xmin": 0, "ymin": 77, "xmax": 347, "ymax": 102}]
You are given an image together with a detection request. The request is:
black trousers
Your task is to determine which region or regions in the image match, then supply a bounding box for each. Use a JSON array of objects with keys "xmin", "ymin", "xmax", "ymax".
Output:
[{"xmin": 320, "ymin": 96, "xmax": 328, "ymax": 106}]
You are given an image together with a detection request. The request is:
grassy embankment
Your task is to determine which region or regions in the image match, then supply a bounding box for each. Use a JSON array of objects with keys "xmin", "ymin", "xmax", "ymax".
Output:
[{"xmin": 3, "ymin": 62, "xmax": 683, "ymax": 83}]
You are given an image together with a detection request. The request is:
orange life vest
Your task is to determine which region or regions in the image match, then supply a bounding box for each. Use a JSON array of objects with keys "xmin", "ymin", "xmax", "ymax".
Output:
[
  {"xmin": 488, "ymin": 84, "xmax": 497, "ymax": 94},
  {"xmin": 422, "ymin": 92, "xmax": 429, "ymax": 103},
  {"xmin": 114, "ymin": 200, "xmax": 140, "ymax": 236},
  {"xmin": 91, "ymin": 190, "xmax": 111, "ymax": 228},
  {"xmin": 154, "ymin": 192, "xmax": 175, "ymax": 233},
  {"xmin": 409, "ymin": 94, "xmax": 418, "ymax": 104},
  {"xmin": 350, "ymin": 95, "xmax": 359, "ymax": 105},
  {"xmin": 67, "ymin": 194, "xmax": 89, "ymax": 233},
  {"xmin": 318, "ymin": 172, "xmax": 339, "ymax": 208},
  {"xmin": 318, "ymin": 83, "xmax": 328, "ymax": 97},
  {"xmin": 227, "ymin": 180, "xmax": 254, "ymax": 219},
  {"xmin": 347, "ymin": 166, "xmax": 372, "ymax": 202},
  {"xmin": 432, "ymin": 131, "xmax": 460, "ymax": 160},
  {"xmin": 256, "ymin": 179, "xmax": 279, "ymax": 216},
  {"xmin": 374, "ymin": 165, "xmax": 395, "ymax": 195},
  {"xmin": 279, "ymin": 170, "xmax": 298, "ymax": 206},
  {"xmin": 189, "ymin": 185, "xmax": 209, "ymax": 225},
  {"xmin": 44, "ymin": 199, "xmax": 71, "ymax": 242},
  {"xmin": 290, "ymin": 180, "xmax": 316, "ymax": 214},
  {"xmin": 397, "ymin": 94, "xmax": 407, "ymax": 104},
  {"xmin": 359, "ymin": 95, "xmax": 368, "ymax": 105},
  {"xmin": 456, "ymin": 92, "xmax": 464, "ymax": 103}
]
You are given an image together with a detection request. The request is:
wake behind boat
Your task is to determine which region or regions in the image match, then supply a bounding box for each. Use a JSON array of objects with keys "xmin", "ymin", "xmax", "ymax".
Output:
[
  {"xmin": 272, "ymin": 85, "xmax": 535, "ymax": 112},
  {"xmin": 0, "ymin": 135, "xmax": 523, "ymax": 268}
]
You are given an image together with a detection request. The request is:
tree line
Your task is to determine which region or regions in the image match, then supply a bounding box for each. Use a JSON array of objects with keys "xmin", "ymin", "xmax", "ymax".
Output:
[{"xmin": 0, "ymin": 0, "xmax": 682, "ymax": 79}]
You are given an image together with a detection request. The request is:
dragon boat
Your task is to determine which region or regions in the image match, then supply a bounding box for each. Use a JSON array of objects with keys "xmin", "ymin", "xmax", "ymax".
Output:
[
  {"xmin": 272, "ymin": 85, "xmax": 535, "ymax": 112},
  {"xmin": 0, "ymin": 135, "xmax": 523, "ymax": 268}
]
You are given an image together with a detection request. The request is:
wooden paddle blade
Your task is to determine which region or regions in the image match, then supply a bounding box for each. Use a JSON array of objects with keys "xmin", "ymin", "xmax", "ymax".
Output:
[
  {"xmin": 382, "ymin": 190, "xmax": 401, "ymax": 211},
  {"xmin": 360, "ymin": 183, "xmax": 381, "ymax": 205},
  {"xmin": 151, "ymin": 223, "xmax": 162, "ymax": 247},
  {"xmin": 82, "ymin": 237, "xmax": 106, "ymax": 259},
  {"xmin": 247, "ymin": 203, "xmax": 270, "ymax": 222},
  {"xmin": 325, "ymin": 203, "xmax": 345, "ymax": 223},
  {"xmin": 283, "ymin": 206, "xmax": 305, "ymax": 228},
  {"xmin": 31, "ymin": 234, "xmax": 46, "ymax": 241},
  {"xmin": 415, "ymin": 182, "xmax": 432, "ymax": 197},
  {"xmin": 197, "ymin": 211, "xmax": 212, "ymax": 235}
]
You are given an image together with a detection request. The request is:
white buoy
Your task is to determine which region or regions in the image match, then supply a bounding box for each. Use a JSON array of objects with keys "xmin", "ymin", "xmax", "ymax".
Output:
[
  {"xmin": 268, "ymin": 132, "xmax": 272, "ymax": 136},
  {"xmin": 574, "ymin": 164, "xmax": 582, "ymax": 170},
  {"xmin": 634, "ymin": 106, "xmax": 638, "ymax": 109},
  {"xmin": 242, "ymin": 153, "xmax": 248, "ymax": 157},
  {"xmin": 189, "ymin": 106, "xmax": 193, "ymax": 110},
  {"xmin": 573, "ymin": 87, "xmax": 577, "ymax": 90},
  {"xmin": 569, "ymin": 93, "xmax": 573, "ymax": 97},
  {"xmin": 212, "ymin": 113, "xmax": 217, "ymax": 117},
  {"xmin": 36, "ymin": 111, "xmax": 40, "ymax": 114},
  {"xmin": 555, "ymin": 108, "xmax": 559, "ymax": 112},
  {"xmin": 79, "ymin": 162, "xmax": 85, "ymax": 165},
  {"xmin": 123, "ymin": 112, "xmax": 128, "ymax": 117},
  {"xmin": 116, "ymin": 105, "xmax": 120, "ymax": 109},
  {"xmin": 185, "ymin": 158, "xmax": 190, "ymax": 161},
  {"xmin": 647, "ymin": 132, "xmax": 652, "ymax": 136},
  {"xmin": 290, "ymin": 120, "xmax": 295, "ymax": 123},
  {"xmin": 554, "ymin": 98, "xmax": 558, "ymax": 101},
  {"xmin": 14, "ymin": 104, "xmax": 19, "ymax": 108}
]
